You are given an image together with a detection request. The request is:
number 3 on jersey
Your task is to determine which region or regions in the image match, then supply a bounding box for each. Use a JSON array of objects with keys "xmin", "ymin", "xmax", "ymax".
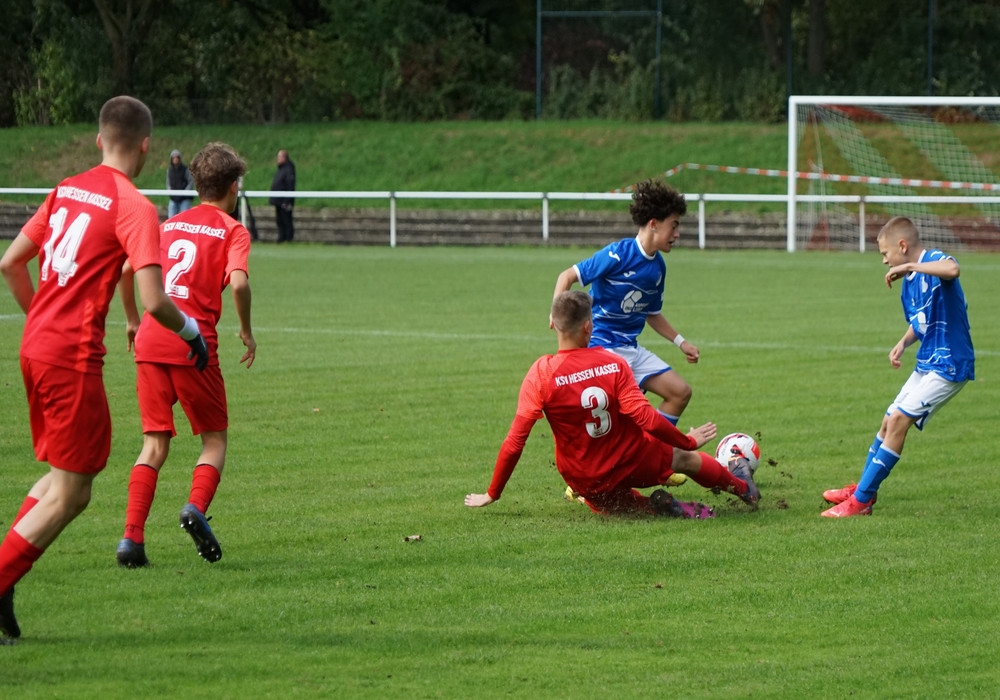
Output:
[
  {"xmin": 165, "ymin": 239, "xmax": 197, "ymax": 299},
  {"xmin": 42, "ymin": 207, "xmax": 90, "ymax": 286},
  {"xmin": 580, "ymin": 386, "xmax": 612, "ymax": 438}
]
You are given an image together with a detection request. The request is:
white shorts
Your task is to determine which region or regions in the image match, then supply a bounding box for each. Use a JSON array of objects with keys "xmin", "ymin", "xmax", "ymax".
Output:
[
  {"xmin": 886, "ymin": 370, "xmax": 967, "ymax": 431},
  {"xmin": 605, "ymin": 345, "xmax": 672, "ymax": 390}
]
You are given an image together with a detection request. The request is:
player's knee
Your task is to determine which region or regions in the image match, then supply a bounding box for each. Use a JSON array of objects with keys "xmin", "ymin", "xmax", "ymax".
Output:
[
  {"xmin": 677, "ymin": 382, "xmax": 693, "ymax": 405},
  {"xmin": 885, "ymin": 411, "xmax": 915, "ymax": 439}
]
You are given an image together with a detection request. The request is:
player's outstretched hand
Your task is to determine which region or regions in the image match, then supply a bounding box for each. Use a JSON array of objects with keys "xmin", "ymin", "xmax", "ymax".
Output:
[
  {"xmin": 465, "ymin": 493, "xmax": 494, "ymax": 508},
  {"xmin": 186, "ymin": 334, "xmax": 209, "ymax": 371},
  {"xmin": 687, "ymin": 422, "xmax": 717, "ymax": 449}
]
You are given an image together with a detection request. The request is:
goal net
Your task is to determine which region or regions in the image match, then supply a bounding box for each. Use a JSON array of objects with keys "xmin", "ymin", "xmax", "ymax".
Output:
[{"xmin": 787, "ymin": 96, "xmax": 1000, "ymax": 252}]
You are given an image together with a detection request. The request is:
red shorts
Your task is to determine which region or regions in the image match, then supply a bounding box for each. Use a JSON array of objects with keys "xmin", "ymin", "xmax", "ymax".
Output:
[
  {"xmin": 136, "ymin": 362, "xmax": 228, "ymax": 436},
  {"xmin": 20, "ymin": 357, "xmax": 111, "ymax": 474},
  {"xmin": 573, "ymin": 434, "xmax": 676, "ymax": 515}
]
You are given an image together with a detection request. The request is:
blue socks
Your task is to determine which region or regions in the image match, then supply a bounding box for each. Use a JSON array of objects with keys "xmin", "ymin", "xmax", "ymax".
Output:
[
  {"xmin": 659, "ymin": 411, "xmax": 680, "ymax": 426},
  {"xmin": 855, "ymin": 441, "xmax": 900, "ymax": 504}
]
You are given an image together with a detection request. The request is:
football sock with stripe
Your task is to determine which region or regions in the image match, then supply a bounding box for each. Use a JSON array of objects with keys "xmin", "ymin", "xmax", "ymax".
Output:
[
  {"xmin": 862, "ymin": 434, "xmax": 884, "ymax": 476},
  {"xmin": 855, "ymin": 444, "xmax": 900, "ymax": 504},
  {"xmin": 659, "ymin": 411, "xmax": 680, "ymax": 426}
]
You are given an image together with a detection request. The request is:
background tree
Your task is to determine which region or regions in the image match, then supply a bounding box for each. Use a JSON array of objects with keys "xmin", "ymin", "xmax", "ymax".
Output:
[{"xmin": 2, "ymin": 0, "xmax": 1000, "ymax": 127}]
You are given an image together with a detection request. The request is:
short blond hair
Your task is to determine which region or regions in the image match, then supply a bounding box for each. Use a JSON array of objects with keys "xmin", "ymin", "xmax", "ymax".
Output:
[
  {"xmin": 877, "ymin": 216, "xmax": 920, "ymax": 246},
  {"xmin": 551, "ymin": 291, "xmax": 592, "ymax": 333}
]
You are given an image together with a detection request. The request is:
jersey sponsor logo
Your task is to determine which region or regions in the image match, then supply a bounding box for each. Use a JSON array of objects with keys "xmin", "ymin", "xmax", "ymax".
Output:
[
  {"xmin": 608, "ymin": 251, "xmax": 621, "ymax": 261},
  {"xmin": 621, "ymin": 289, "xmax": 644, "ymax": 313},
  {"xmin": 163, "ymin": 221, "xmax": 227, "ymax": 240},
  {"xmin": 622, "ymin": 271, "xmax": 636, "ymax": 277},
  {"xmin": 553, "ymin": 361, "xmax": 620, "ymax": 387},
  {"xmin": 56, "ymin": 186, "xmax": 112, "ymax": 211}
]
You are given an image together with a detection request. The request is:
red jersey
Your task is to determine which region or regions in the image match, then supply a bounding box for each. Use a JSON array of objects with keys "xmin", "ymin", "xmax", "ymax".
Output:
[
  {"xmin": 487, "ymin": 346, "xmax": 697, "ymax": 500},
  {"xmin": 133, "ymin": 204, "xmax": 250, "ymax": 366},
  {"xmin": 19, "ymin": 164, "xmax": 161, "ymax": 374}
]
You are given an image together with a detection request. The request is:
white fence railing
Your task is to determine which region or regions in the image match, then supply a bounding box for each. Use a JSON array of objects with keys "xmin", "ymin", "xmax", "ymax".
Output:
[{"xmin": 4, "ymin": 187, "xmax": 1000, "ymax": 250}]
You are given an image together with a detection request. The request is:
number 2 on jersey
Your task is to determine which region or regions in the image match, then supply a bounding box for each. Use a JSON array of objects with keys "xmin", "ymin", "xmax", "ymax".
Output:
[
  {"xmin": 165, "ymin": 239, "xmax": 197, "ymax": 299},
  {"xmin": 580, "ymin": 386, "xmax": 612, "ymax": 438}
]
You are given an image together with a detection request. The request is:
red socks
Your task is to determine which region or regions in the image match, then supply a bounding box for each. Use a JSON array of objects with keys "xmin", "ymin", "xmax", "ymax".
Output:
[
  {"xmin": 124, "ymin": 465, "xmax": 160, "ymax": 543},
  {"xmin": 188, "ymin": 464, "xmax": 221, "ymax": 515},
  {"xmin": 689, "ymin": 452, "xmax": 747, "ymax": 496},
  {"xmin": 0, "ymin": 530, "xmax": 44, "ymax": 596},
  {"xmin": 1, "ymin": 496, "xmax": 43, "ymax": 594},
  {"xmin": 124, "ymin": 463, "xmax": 221, "ymax": 542}
]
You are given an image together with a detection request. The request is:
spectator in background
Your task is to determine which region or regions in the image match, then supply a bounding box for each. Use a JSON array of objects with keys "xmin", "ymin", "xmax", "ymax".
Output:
[
  {"xmin": 269, "ymin": 149, "xmax": 296, "ymax": 242},
  {"xmin": 166, "ymin": 149, "xmax": 195, "ymax": 218}
]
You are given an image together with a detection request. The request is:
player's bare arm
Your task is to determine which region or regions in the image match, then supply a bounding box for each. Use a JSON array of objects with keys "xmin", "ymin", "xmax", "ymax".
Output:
[
  {"xmin": 229, "ymin": 270, "xmax": 256, "ymax": 368},
  {"xmin": 117, "ymin": 260, "xmax": 141, "ymax": 351},
  {"xmin": 0, "ymin": 233, "xmax": 41, "ymax": 314},
  {"xmin": 889, "ymin": 327, "xmax": 918, "ymax": 369},
  {"xmin": 646, "ymin": 312, "xmax": 699, "ymax": 363}
]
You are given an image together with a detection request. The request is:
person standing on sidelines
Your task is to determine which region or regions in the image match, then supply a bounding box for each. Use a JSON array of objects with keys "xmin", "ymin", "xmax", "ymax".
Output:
[
  {"xmin": 465, "ymin": 291, "xmax": 759, "ymax": 518},
  {"xmin": 166, "ymin": 149, "xmax": 195, "ymax": 217},
  {"xmin": 116, "ymin": 142, "xmax": 256, "ymax": 568},
  {"xmin": 269, "ymin": 149, "xmax": 295, "ymax": 242},
  {"xmin": 821, "ymin": 216, "xmax": 975, "ymax": 517},
  {"xmin": 0, "ymin": 96, "xmax": 208, "ymax": 644},
  {"xmin": 551, "ymin": 179, "xmax": 697, "ymax": 427}
]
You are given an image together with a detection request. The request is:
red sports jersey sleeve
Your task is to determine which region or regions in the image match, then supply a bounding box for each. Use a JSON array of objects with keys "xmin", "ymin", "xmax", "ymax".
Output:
[
  {"xmin": 133, "ymin": 204, "xmax": 251, "ymax": 366},
  {"xmin": 486, "ymin": 347, "xmax": 697, "ymax": 500},
  {"xmin": 19, "ymin": 165, "xmax": 161, "ymax": 373}
]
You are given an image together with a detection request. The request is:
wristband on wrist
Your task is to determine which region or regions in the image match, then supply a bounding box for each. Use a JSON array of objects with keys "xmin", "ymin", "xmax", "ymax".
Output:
[
  {"xmin": 673, "ymin": 334, "xmax": 686, "ymax": 348},
  {"xmin": 177, "ymin": 314, "xmax": 200, "ymax": 341}
]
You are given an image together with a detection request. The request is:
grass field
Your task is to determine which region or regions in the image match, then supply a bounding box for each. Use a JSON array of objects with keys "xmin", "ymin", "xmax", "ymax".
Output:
[
  {"xmin": 0, "ymin": 121, "xmax": 789, "ymax": 209},
  {"xmin": 2, "ymin": 242, "xmax": 1000, "ymax": 697}
]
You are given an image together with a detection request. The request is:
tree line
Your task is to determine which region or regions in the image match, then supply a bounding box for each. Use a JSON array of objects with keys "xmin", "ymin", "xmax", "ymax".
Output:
[{"xmin": 2, "ymin": 0, "xmax": 999, "ymax": 128}]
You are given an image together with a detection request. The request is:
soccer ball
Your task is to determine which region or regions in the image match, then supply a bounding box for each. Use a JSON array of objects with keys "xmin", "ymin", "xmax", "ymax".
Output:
[{"xmin": 715, "ymin": 433, "xmax": 760, "ymax": 475}]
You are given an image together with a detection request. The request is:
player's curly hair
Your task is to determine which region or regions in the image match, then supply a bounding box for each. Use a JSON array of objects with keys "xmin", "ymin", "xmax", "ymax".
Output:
[
  {"xmin": 190, "ymin": 142, "xmax": 247, "ymax": 202},
  {"xmin": 628, "ymin": 179, "xmax": 686, "ymax": 226}
]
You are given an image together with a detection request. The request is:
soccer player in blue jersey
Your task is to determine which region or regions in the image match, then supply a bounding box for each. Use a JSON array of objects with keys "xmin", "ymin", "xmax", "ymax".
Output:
[
  {"xmin": 552, "ymin": 179, "xmax": 696, "ymax": 426},
  {"xmin": 822, "ymin": 216, "xmax": 975, "ymax": 517}
]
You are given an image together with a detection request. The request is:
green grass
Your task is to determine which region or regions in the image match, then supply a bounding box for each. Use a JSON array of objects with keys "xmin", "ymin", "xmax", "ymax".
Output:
[
  {"xmin": 2, "ymin": 243, "xmax": 1000, "ymax": 697},
  {"xmin": 0, "ymin": 121, "xmax": 790, "ymax": 209}
]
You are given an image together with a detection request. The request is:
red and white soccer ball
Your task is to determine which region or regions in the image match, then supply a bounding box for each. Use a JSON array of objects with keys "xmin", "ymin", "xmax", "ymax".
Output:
[{"xmin": 715, "ymin": 433, "xmax": 760, "ymax": 475}]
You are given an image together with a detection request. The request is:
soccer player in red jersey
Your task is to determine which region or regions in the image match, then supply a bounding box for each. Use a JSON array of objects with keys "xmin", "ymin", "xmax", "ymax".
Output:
[
  {"xmin": 0, "ymin": 96, "xmax": 209, "ymax": 644},
  {"xmin": 465, "ymin": 291, "xmax": 760, "ymax": 518},
  {"xmin": 115, "ymin": 142, "xmax": 256, "ymax": 568}
]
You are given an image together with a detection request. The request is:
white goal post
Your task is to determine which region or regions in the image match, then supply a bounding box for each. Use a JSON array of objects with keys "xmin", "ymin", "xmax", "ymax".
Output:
[{"xmin": 787, "ymin": 95, "xmax": 1000, "ymax": 252}]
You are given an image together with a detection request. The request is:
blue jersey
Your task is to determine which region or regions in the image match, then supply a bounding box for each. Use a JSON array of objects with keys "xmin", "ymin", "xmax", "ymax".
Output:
[
  {"xmin": 900, "ymin": 249, "xmax": 975, "ymax": 382},
  {"xmin": 574, "ymin": 237, "xmax": 664, "ymax": 348}
]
